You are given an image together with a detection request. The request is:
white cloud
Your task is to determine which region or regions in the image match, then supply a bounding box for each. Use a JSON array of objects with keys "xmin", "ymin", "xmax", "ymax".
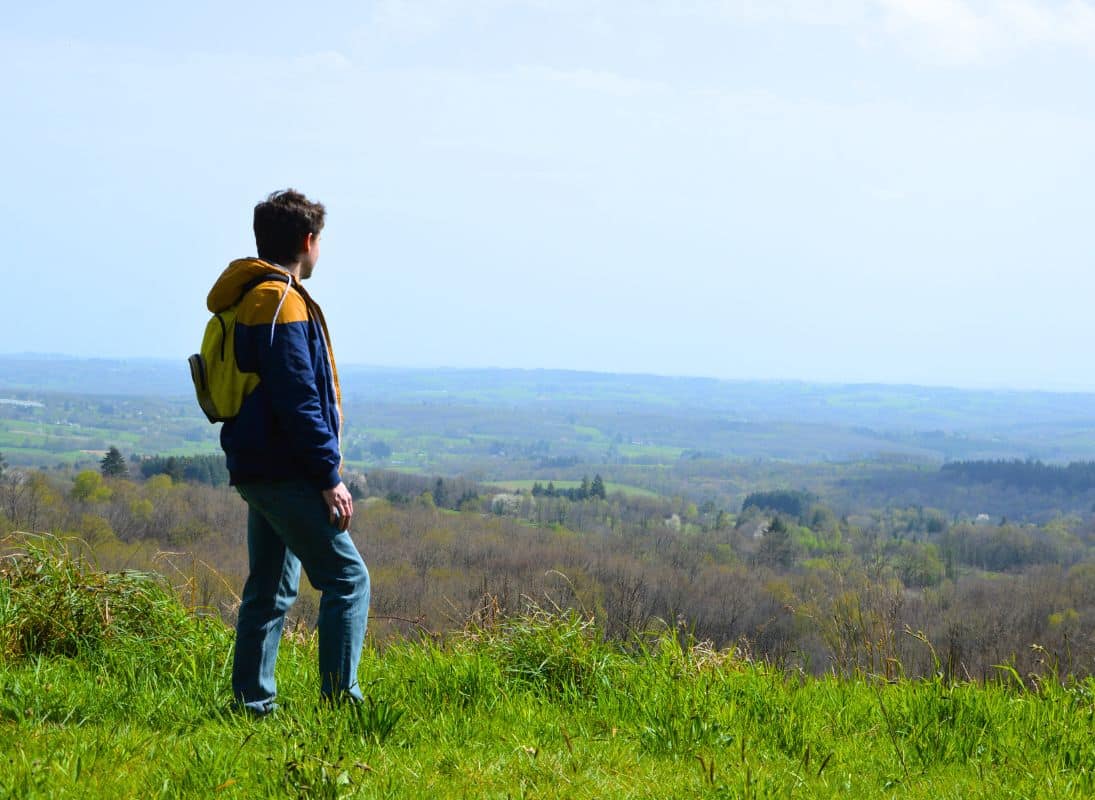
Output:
[
  {"xmin": 997, "ymin": 0, "xmax": 1095, "ymax": 49},
  {"xmin": 867, "ymin": 0, "xmax": 1095, "ymax": 64},
  {"xmin": 688, "ymin": 0, "xmax": 1095, "ymax": 64},
  {"xmin": 876, "ymin": 0, "xmax": 996, "ymax": 63}
]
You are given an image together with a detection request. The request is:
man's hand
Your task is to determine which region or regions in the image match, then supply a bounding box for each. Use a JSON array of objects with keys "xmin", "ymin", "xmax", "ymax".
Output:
[{"xmin": 322, "ymin": 482, "xmax": 354, "ymax": 532}]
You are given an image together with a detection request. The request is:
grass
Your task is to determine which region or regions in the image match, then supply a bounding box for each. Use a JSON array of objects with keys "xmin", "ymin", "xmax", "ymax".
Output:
[
  {"xmin": 1, "ymin": 535, "xmax": 1093, "ymax": 798},
  {"xmin": 0, "ymin": 420, "xmax": 212, "ymax": 466}
]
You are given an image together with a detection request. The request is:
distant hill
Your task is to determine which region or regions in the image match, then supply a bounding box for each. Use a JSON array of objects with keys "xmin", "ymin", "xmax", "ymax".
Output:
[
  {"xmin": 4, "ymin": 354, "xmax": 1095, "ymax": 433},
  {"xmin": 5, "ymin": 354, "xmax": 1095, "ymax": 471},
  {"xmin": 0, "ymin": 354, "xmax": 191, "ymax": 396}
]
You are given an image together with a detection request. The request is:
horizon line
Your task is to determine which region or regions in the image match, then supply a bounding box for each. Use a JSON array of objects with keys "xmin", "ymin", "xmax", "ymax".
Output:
[{"xmin": 3, "ymin": 351, "xmax": 1095, "ymax": 397}]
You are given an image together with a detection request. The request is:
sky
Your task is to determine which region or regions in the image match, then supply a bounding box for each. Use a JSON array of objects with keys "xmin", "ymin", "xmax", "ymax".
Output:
[{"xmin": 3, "ymin": 0, "xmax": 1095, "ymax": 390}]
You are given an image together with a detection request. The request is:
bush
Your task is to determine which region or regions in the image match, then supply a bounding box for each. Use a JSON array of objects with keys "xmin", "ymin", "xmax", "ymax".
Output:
[
  {"xmin": 0, "ymin": 534, "xmax": 210, "ymax": 660},
  {"xmin": 463, "ymin": 600, "xmax": 616, "ymax": 698}
]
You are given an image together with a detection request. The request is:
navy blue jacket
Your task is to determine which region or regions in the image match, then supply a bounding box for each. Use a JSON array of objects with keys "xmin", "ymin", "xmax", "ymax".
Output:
[{"xmin": 207, "ymin": 258, "xmax": 343, "ymax": 490}]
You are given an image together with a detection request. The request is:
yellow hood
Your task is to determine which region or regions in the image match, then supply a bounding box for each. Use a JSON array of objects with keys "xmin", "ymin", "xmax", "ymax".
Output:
[{"xmin": 207, "ymin": 258, "xmax": 297, "ymax": 313}]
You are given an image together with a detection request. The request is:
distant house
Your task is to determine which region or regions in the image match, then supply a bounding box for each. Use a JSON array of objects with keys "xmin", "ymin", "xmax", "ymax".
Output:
[
  {"xmin": 739, "ymin": 519, "xmax": 770, "ymax": 540},
  {"xmin": 974, "ymin": 513, "xmax": 992, "ymax": 526}
]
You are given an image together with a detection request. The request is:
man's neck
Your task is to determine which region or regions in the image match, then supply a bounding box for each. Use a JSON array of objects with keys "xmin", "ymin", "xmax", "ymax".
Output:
[{"xmin": 276, "ymin": 260, "xmax": 303, "ymax": 280}]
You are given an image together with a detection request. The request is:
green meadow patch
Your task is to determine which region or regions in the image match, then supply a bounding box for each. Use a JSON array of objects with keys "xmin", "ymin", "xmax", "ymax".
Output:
[
  {"xmin": 492, "ymin": 480, "xmax": 660, "ymax": 499},
  {"xmin": 1, "ymin": 536, "xmax": 1092, "ymax": 799}
]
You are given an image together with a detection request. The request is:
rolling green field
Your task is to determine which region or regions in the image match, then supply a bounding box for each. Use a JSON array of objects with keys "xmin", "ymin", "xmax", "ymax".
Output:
[
  {"xmin": 490, "ymin": 480, "xmax": 660, "ymax": 499},
  {"xmin": 1, "ymin": 539, "xmax": 1092, "ymax": 799}
]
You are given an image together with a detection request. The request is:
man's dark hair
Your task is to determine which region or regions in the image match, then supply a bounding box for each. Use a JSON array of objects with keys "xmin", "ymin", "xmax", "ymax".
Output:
[{"xmin": 253, "ymin": 189, "xmax": 326, "ymax": 265}]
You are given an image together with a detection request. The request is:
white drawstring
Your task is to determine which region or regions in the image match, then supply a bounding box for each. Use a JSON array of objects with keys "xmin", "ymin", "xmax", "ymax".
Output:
[{"xmin": 269, "ymin": 273, "xmax": 293, "ymax": 346}]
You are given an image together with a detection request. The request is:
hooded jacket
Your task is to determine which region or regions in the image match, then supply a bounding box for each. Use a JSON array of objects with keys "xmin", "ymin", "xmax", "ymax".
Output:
[{"xmin": 207, "ymin": 258, "xmax": 343, "ymax": 490}]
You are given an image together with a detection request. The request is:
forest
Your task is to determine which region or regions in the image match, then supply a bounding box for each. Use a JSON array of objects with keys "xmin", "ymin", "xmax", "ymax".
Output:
[{"xmin": 2, "ymin": 449, "xmax": 1092, "ymax": 682}]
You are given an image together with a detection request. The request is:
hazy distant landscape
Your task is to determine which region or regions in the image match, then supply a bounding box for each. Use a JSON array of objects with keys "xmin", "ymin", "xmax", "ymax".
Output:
[{"xmin": 6, "ymin": 354, "xmax": 1095, "ymax": 522}]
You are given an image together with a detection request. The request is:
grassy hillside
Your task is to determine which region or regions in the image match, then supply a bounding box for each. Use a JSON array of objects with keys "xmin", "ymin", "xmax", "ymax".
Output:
[{"xmin": 1, "ymin": 537, "xmax": 1092, "ymax": 799}]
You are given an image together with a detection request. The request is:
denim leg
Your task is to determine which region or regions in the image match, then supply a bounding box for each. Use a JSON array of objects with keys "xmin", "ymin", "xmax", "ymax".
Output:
[
  {"xmin": 235, "ymin": 480, "xmax": 370, "ymax": 703},
  {"xmin": 313, "ymin": 532, "xmax": 370, "ymax": 700},
  {"xmin": 232, "ymin": 503, "xmax": 301, "ymax": 715}
]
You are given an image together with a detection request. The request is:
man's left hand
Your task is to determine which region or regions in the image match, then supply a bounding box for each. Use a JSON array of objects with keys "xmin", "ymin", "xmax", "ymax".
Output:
[{"xmin": 322, "ymin": 482, "xmax": 354, "ymax": 532}]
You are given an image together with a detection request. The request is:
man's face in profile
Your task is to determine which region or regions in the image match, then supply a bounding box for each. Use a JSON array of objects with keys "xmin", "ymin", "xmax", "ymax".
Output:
[{"xmin": 299, "ymin": 232, "xmax": 321, "ymax": 280}]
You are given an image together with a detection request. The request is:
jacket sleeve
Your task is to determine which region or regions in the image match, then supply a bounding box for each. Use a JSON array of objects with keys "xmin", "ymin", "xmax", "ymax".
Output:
[{"xmin": 243, "ymin": 284, "xmax": 342, "ymax": 490}]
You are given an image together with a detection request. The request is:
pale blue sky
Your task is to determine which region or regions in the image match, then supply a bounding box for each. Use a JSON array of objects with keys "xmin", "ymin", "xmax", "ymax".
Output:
[{"xmin": 4, "ymin": 1, "xmax": 1095, "ymax": 389}]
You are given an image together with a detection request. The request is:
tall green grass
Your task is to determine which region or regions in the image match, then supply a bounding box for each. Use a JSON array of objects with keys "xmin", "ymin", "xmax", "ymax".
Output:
[
  {"xmin": 1, "ymin": 535, "xmax": 1092, "ymax": 798},
  {"xmin": 0, "ymin": 534, "xmax": 218, "ymax": 660}
]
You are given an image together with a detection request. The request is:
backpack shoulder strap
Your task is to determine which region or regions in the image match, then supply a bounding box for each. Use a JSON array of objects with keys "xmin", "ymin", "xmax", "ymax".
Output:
[
  {"xmin": 235, "ymin": 272, "xmax": 292, "ymax": 306},
  {"xmin": 233, "ymin": 272, "xmax": 299, "ymax": 346}
]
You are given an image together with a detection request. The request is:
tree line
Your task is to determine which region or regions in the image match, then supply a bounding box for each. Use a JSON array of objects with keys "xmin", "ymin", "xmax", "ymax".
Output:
[
  {"xmin": 530, "ymin": 475, "xmax": 607, "ymax": 501},
  {"xmin": 2, "ymin": 461, "xmax": 1092, "ymax": 681},
  {"xmin": 941, "ymin": 458, "xmax": 1095, "ymax": 493}
]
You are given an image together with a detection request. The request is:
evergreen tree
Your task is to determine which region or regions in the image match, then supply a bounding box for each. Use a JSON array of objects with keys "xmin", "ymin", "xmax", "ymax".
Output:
[
  {"xmin": 590, "ymin": 474, "xmax": 606, "ymax": 499},
  {"xmin": 757, "ymin": 516, "xmax": 797, "ymax": 568},
  {"xmin": 164, "ymin": 456, "xmax": 184, "ymax": 483},
  {"xmin": 0, "ymin": 451, "xmax": 5, "ymax": 479},
  {"xmin": 100, "ymin": 446, "xmax": 128, "ymax": 478},
  {"xmin": 137, "ymin": 454, "xmax": 227, "ymax": 486},
  {"xmin": 579, "ymin": 475, "xmax": 591, "ymax": 500}
]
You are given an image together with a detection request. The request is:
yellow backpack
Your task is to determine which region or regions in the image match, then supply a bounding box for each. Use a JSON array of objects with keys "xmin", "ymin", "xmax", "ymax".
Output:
[{"xmin": 188, "ymin": 273, "xmax": 286, "ymax": 423}]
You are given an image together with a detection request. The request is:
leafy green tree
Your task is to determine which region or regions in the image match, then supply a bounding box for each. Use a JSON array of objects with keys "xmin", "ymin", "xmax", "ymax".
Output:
[
  {"xmin": 100, "ymin": 446, "xmax": 128, "ymax": 478},
  {"xmin": 72, "ymin": 470, "xmax": 112, "ymax": 503},
  {"xmin": 893, "ymin": 541, "xmax": 945, "ymax": 588}
]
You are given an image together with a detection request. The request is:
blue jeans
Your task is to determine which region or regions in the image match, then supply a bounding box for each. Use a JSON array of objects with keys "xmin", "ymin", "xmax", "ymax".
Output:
[{"xmin": 232, "ymin": 479, "xmax": 370, "ymax": 715}]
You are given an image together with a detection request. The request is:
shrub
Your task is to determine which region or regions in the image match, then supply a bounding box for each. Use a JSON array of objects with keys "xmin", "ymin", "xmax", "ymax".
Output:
[
  {"xmin": 0, "ymin": 533, "xmax": 209, "ymax": 660},
  {"xmin": 463, "ymin": 600, "xmax": 616, "ymax": 698}
]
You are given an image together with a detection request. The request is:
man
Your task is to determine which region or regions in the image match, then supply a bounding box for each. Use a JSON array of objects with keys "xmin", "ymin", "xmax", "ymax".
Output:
[{"xmin": 206, "ymin": 189, "xmax": 369, "ymax": 715}]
